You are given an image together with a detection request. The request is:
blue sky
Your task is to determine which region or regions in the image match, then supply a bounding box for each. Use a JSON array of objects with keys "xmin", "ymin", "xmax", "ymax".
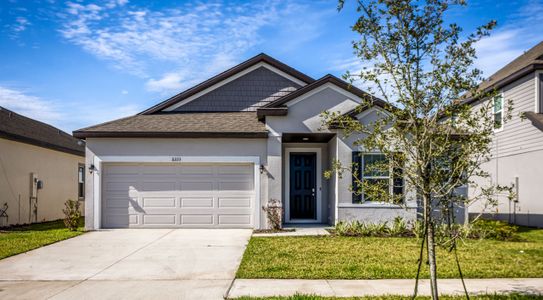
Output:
[{"xmin": 1, "ymin": 0, "xmax": 542, "ymax": 133}]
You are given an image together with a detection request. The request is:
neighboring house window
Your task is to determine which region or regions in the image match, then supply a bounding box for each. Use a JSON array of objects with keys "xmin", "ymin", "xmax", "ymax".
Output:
[
  {"xmin": 352, "ymin": 152, "xmax": 404, "ymax": 203},
  {"xmin": 493, "ymin": 94, "xmax": 504, "ymax": 130},
  {"xmin": 78, "ymin": 164, "xmax": 85, "ymax": 200}
]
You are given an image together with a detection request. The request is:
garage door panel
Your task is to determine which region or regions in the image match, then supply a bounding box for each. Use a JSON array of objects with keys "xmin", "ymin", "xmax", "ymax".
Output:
[
  {"xmin": 102, "ymin": 163, "xmax": 255, "ymax": 228},
  {"xmin": 142, "ymin": 197, "xmax": 176, "ymax": 208},
  {"xmin": 104, "ymin": 214, "xmax": 138, "ymax": 227},
  {"xmin": 181, "ymin": 165, "xmax": 215, "ymax": 175},
  {"xmin": 218, "ymin": 165, "xmax": 253, "ymax": 175},
  {"xmin": 180, "ymin": 181, "xmax": 214, "ymax": 191},
  {"xmin": 141, "ymin": 181, "xmax": 177, "ymax": 191},
  {"xmin": 181, "ymin": 214, "xmax": 214, "ymax": 225},
  {"xmin": 181, "ymin": 197, "xmax": 214, "ymax": 208},
  {"xmin": 218, "ymin": 181, "xmax": 253, "ymax": 191},
  {"xmin": 141, "ymin": 166, "xmax": 178, "ymax": 175},
  {"xmin": 143, "ymin": 214, "xmax": 176, "ymax": 225},
  {"xmin": 218, "ymin": 214, "xmax": 251, "ymax": 225},
  {"xmin": 218, "ymin": 197, "xmax": 251, "ymax": 208}
]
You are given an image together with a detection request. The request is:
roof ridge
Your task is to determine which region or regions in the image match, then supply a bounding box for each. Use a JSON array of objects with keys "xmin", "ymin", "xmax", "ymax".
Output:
[{"xmin": 138, "ymin": 53, "xmax": 315, "ymax": 115}]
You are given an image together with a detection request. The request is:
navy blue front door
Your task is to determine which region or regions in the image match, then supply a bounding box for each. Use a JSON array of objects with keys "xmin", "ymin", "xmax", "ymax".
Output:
[{"xmin": 289, "ymin": 153, "xmax": 317, "ymax": 220}]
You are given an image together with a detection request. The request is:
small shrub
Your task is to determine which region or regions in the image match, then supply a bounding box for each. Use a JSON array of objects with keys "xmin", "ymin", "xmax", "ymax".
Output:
[
  {"xmin": 335, "ymin": 218, "xmax": 413, "ymax": 237},
  {"xmin": 262, "ymin": 199, "xmax": 282, "ymax": 230},
  {"xmin": 62, "ymin": 199, "xmax": 81, "ymax": 231},
  {"xmin": 468, "ymin": 219, "xmax": 519, "ymax": 241},
  {"xmin": 389, "ymin": 216, "xmax": 410, "ymax": 236}
]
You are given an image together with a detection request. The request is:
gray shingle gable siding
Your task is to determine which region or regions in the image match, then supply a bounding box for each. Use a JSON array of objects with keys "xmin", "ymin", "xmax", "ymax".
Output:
[{"xmin": 172, "ymin": 67, "xmax": 301, "ymax": 112}]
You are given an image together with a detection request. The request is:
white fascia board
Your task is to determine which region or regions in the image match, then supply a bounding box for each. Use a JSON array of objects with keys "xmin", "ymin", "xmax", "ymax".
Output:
[{"xmin": 162, "ymin": 62, "xmax": 308, "ymax": 112}]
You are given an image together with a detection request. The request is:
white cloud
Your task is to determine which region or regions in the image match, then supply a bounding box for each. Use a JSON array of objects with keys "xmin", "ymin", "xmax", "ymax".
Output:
[
  {"xmin": 473, "ymin": 0, "xmax": 543, "ymax": 78},
  {"xmin": 0, "ymin": 86, "xmax": 142, "ymax": 133},
  {"xmin": 57, "ymin": 0, "xmax": 327, "ymax": 93},
  {"xmin": 145, "ymin": 73, "xmax": 187, "ymax": 93},
  {"xmin": 58, "ymin": 1, "xmax": 282, "ymax": 79},
  {"xmin": 0, "ymin": 86, "xmax": 62, "ymax": 125},
  {"xmin": 121, "ymin": 90, "xmax": 128, "ymax": 95}
]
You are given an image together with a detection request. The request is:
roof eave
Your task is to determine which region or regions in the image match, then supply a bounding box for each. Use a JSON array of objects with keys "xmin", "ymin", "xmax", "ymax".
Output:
[
  {"xmin": 0, "ymin": 131, "xmax": 84, "ymax": 157},
  {"xmin": 464, "ymin": 63, "xmax": 543, "ymax": 105},
  {"xmin": 73, "ymin": 131, "xmax": 269, "ymax": 139}
]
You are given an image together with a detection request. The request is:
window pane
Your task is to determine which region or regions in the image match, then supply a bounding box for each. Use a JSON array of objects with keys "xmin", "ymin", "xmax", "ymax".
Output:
[
  {"xmin": 363, "ymin": 178, "xmax": 389, "ymax": 202},
  {"xmin": 494, "ymin": 112, "xmax": 502, "ymax": 129},
  {"xmin": 363, "ymin": 154, "xmax": 389, "ymax": 177},
  {"xmin": 493, "ymin": 96, "xmax": 502, "ymax": 113}
]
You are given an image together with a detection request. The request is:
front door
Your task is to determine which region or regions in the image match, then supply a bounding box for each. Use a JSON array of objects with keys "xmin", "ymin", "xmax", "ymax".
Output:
[{"xmin": 289, "ymin": 153, "xmax": 317, "ymax": 220}]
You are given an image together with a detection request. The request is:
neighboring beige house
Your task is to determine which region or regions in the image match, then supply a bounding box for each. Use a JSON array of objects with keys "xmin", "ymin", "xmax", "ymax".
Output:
[
  {"xmin": 468, "ymin": 41, "xmax": 543, "ymax": 227},
  {"xmin": 0, "ymin": 107, "xmax": 85, "ymax": 226}
]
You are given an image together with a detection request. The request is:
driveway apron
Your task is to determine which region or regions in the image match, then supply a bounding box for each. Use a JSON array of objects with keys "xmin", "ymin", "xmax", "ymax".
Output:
[{"xmin": 0, "ymin": 229, "xmax": 252, "ymax": 299}]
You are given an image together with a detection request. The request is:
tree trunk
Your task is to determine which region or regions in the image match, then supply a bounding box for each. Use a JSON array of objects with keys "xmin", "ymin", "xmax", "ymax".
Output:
[{"xmin": 424, "ymin": 193, "xmax": 439, "ymax": 299}]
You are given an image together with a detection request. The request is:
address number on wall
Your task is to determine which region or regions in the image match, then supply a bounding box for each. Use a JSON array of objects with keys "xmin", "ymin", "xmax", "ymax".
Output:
[{"xmin": 171, "ymin": 157, "xmax": 183, "ymax": 162}]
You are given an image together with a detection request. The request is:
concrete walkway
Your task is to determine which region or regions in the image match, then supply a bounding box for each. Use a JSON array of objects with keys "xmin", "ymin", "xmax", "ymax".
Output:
[
  {"xmin": 0, "ymin": 229, "xmax": 252, "ymax": 300},
  {"xmin": 228, "ymin": 278, "xmax": 543, "ymax": 298},
  {"xmin": 253, "ymin": 225, "xmax": 331, "ymax": 237}
]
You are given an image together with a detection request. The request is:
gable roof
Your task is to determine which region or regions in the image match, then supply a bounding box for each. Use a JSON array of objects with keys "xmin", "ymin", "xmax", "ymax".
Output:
[
  {"xmin": 465, "ymin": 41, "xmax": 543, "ymax": 104},
  {"xmin": 139, "ymin": 53, "xmax": 315, "ymax": 115},
  {"xmin": 73, "ymin": 112, "xmax": 267, "ymax": 138},
  {"xmin": 0, "ymin": 106, "xmax": 84, "ymax": 156},
  {"xmin": 263, "ymin": 74, "xmax": 387, "ymax": 108}
]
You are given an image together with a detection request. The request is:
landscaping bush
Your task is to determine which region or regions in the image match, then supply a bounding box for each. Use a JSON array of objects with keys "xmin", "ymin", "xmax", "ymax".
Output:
[
  {"xmin": 335, "ymin": 217, "xmax": 413, "ymax": 237},
  {"xmin": 334, "ymin": 218, "xmax": 520, "ymax": 241},
  {"xmin": 62, "ymin": 199, "xmax": 81, "ymax": 231},
  {"xmin": 467, "ymin": 219, "xmax": 519, "ymax": 241}
]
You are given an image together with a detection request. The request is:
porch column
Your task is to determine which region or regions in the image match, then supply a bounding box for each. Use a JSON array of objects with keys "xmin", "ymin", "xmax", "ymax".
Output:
[{"xmin": 265, "ymin": 133, "xmax": 282, "ymax": 228}]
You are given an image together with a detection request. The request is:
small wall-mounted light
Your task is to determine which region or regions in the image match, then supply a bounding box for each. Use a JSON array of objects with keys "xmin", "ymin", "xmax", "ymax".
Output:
[
  {"xmin": 89, "ymin": 164, "xmax": 97, "ymax": 174},
  {"xmin": 302, "ymin": 137, "xmax": 309, "ymax": 141},
  {"xmin": 260, "ymin": 164, "xmax": 265, "ymax": 174}
]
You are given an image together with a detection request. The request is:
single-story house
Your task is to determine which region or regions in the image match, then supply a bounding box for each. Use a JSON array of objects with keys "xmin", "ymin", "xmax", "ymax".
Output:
[
  {"xmin": 74, "ymin": 54, "xmax": 417, "ymax": 230},
  {"xmin": 0, "ymin": 107, "xmax": 85, "ymax": 226},
  {"xmin": 467, "ymin": 41, "xmax": 543, "ymax": 227}
]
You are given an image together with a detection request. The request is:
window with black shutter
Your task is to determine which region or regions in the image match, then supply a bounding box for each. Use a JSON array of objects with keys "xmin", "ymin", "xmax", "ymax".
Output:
[{"xmin": 351, "ymin": 152, "xmax": 404, "ymax": 203}]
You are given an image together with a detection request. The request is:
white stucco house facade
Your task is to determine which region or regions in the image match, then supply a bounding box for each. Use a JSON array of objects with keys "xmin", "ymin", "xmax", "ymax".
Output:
[{"xmin": 74, "ymin": 54, "xmax": 416, "ymax": 230}]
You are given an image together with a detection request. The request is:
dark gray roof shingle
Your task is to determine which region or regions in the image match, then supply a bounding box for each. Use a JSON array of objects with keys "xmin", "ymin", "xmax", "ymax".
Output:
[
  {"xmin": 0, "ymin": 106, "xmax": 84, "ymax": 156},
  {"xmin": 73, "ymin": 112, "xmax": 267, "ymax": 138}
]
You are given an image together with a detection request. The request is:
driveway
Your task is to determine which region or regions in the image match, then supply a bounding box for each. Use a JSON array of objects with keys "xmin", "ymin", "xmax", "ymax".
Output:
[{"xmin": 0, "ymin": 229, "xmax": 252, "ymax": 300}]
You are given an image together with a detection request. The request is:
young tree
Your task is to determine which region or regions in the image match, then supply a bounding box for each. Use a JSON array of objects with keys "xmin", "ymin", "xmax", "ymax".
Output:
[{"xmin": 325, "ymin": 0, "xmax": 513, "ymax": 298}]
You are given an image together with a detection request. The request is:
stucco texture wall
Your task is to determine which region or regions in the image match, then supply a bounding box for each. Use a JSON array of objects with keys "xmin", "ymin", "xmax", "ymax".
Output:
[{"xmin": 0, "ymin": 138, "xmax": 84, "ymax": 226}]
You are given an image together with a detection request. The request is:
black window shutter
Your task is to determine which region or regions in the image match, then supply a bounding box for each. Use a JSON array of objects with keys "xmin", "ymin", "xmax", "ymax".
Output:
[
  {"xmin": 352, "ymin": 151, "xmax": 362, "ymax": 203},
  {"xmin": 392, "ymin": 154, "xmax": 404, "ymax": 203}
]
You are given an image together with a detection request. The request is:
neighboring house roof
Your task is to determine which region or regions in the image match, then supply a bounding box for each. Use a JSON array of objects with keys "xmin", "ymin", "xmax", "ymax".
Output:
[
  {"xmin": 73, "ymin": 112, "xmax": 268, "ymax": 138},
  {"xmin": 524, "ymin": 112, "xmax": 543, "ymax": 132},
  {"xmin": 465, "ymin": 41, "xmax": 543, "ymax": 104},
  {"xmin": 139, "ymin": 53, "xmax": 315, "ymax": 115},
  {"xmin": 0, "ymin": 106, "xmax": 84, "ymax": 156}
]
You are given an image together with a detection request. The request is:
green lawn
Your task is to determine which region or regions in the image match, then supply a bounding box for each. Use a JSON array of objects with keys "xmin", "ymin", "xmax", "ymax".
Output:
[
  {"xmin": 236, "ymin": 227, "xmax": 543, "ymax": 279},
  {"xmin": 232, "ymin": 295, "xmax": 542, "ymax": 300},
  {"xmin": 0, "ymin": 218, "xmax": 84, "ymax": 260}
]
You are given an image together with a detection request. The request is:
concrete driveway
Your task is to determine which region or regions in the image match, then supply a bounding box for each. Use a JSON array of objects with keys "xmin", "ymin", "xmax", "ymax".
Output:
[{"xmin": 0, "ymin": 229, "xmax": 252, "ymax": 300}]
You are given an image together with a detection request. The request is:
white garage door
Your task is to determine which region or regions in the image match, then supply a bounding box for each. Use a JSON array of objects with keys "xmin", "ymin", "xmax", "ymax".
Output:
[{"xmin": 101, "ymin": 163, "xmax": 255, "ymax": 228}]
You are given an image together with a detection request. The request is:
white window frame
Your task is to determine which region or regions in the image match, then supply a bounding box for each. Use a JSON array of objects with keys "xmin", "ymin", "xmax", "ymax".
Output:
[
  {"xmin": 77, "ymin": 163, "xmax": 85, "ymax": 200},
  {"xmin": 353, "ymin": 152, "xmax": 404, "ymax": 204},
  {"xmin": 493, "ymin": 93, "xmax": 504, "ymax": 132}
]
